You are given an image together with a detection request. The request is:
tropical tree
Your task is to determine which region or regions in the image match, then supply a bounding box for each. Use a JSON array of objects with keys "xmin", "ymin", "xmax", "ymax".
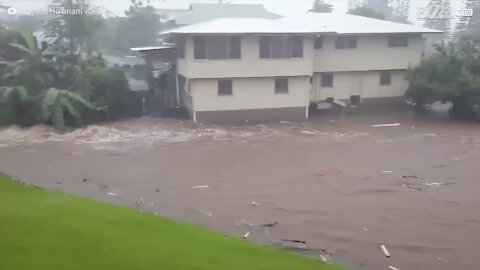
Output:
[
  {"xmin": 391, "ymin": 0, "xmax": 410, "ymax": 23},
  {"xmin": 0, "ymin": 30, "xmax": 99, "ymax": 130},
  {"xmin": 41, "ymin": 87, "xmax": 96, "ymax": 130},
  {"xmin": 348, "ymin": 6, "xmax": 386, "ymax": 20},
  {"xmin": 98, "ymin": 0, "xmax": 161, "ymax": 54},
  {"xmin": 455, "ymin": 0, "xmax": 480, "ymax": 38},
  {"xmin": 45, "ymin": 0, "xmax": 104, "ymax": 56},
  {"xmin": 309, "ymin": 0, "xmax": 333, "ymax": 13},
  {"xmin": 406, "ymin": 38, "xmax": 480, "ymax": 120},
  {"xmin": 423, "ymin": 0, "xmax": 452, "ymax": 39},
  {"xmin": 361, "ymin": 0, "xmax": 393, "ymax": 19}
]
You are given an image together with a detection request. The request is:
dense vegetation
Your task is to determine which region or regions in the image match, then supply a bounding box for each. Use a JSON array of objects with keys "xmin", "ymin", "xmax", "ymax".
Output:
[
  {"xmin": 406, "ymin": 38, "xmax": 480, "ymax": 121},
  {"xmin": 0, "ymin": 1, "xmax": 144, "ymax": 131},
  {"xmin": 0, "ymin": 174, "xmax": 343, "ymax": 270}
]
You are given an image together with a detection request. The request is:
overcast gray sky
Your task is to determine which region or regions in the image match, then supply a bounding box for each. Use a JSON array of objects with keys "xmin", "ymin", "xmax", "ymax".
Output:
[{"xmin": 2, "ymin": 0, "xmax": 466, "ymax": 26}]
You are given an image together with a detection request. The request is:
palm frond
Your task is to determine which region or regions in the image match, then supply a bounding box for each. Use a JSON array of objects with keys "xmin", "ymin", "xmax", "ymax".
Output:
[
  {"xmin": 52, "ymin": 100, "xmax": 65, "ymax": 131},
  {"xmin": 59, "ymin": 95, "xmax": 81, "ymax": 124},
  {"xmin": 8, "ymin": 42, "xmax": 32, "ymax": 55},
  {"xmin": 61, "ymin": 90, "xmax": 96, "ymax": 110}
]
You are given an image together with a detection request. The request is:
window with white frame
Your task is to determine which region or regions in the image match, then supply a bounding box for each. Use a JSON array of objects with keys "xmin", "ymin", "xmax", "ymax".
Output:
[
  {"xmin": 259, "ymin": 36, "xmax": 303, "ymax": 59},
  {"xmin": 274, "ymin": 78, "xmax": 289, "ymax": 94},
  {"xmin": 218, "ymin": 80, "xmax": 233, "ymax": 96},
  {"xmin": 321, "ymin": 73, "xmax": 334, "ymax": 87},
  {"xmin": 388, "ymin": 35, "xmax": 409, "ymax": 47},
  {"xmin": 380, "ymin": 71, "xmax": 392, "ymax": 85},
  {"xmin": 193, "ymin": 36, "xmax": 241, "ymax": 60},
  {"xmin": 335, "ymin": 36, "xmax": 357, "ymax": 49}
]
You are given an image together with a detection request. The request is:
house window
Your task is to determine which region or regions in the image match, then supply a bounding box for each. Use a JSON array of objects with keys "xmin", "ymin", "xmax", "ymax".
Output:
[
  {"xmin": 176, "ymin": 36, "xmax": 186, "ymax": 58},
  {"xmin": 194, "ymin": 36, "xmax": 207, "ymax": 59},
  {"xmin": 275, "ymin": 78, "xmax": 289, "ymax": 94},
  {"xmin": 388, "ymin": 35, "xmax": 409, "ymax": 47},
  {"xmin": 380, "ymin": 71, "xmax": 392, "ymax": 85},
  {"xmin": 335, "ymin": 36, "xmax": 357, "ymax": 49},
  {"xmin": 321, "ymin": 73, "xmax": 333, "ymax": 87},
  {"xmin": 229, "ymin": 36, "xmax": 241, "ymax": 58},
  {"xmin": 259, "ymin": 35, "xmax": 303, "ymax": 59},
  {"xmin": 218, "ymin": 80, "xmax": 232, "ymax": 96},
  {"xmin": 194, "ymin": 36, "xmax": 241, "ymax": 60},
  {"xmin": 314, "ymin": 36, "xmax": 323, "ymax": 49}
]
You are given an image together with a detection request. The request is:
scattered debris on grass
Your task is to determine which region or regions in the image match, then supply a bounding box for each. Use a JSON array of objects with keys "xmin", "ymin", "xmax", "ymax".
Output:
[
  {"xmin": 193, "ymin": 185, "xmax": 209, "ymax": 189},
  {"xmin": 243, "ymin": 232, "xmax": 250, "ymax": 239},
  {"xmin": 372, "ymin": 123, "xmax": 401, "ymax": 127},
  {"xmin": 106, "ymin": 192, "xmax": 118, "ymax": 196},
  {"xmin": 388, "ymin": 266, "xmax": 399, "ymax": 270},
  {"xmin": 381, "ymin": 244, "xmax": 391, "ymax": 257}
]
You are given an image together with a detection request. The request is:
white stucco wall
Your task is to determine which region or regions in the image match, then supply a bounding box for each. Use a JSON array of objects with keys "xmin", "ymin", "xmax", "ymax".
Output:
[
  {"xmin": 311, "ymin": 70, "xmax": 409, "ymax": 102},
  {"xmin": 190, "ymin": 76, "xmax": 310, "ymax": 112},
  {"xmin": 177, "ymin": 35, "xmax": 314, "ymax": 79},
  {"xmin": 313, "ymin": 34, "xmax": 424, "ymax": 72}
]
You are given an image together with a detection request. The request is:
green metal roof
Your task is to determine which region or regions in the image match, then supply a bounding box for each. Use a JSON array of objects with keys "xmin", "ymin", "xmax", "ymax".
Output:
[{"xmin": 171, "ymin": 3, "xmax": 281, "ymax": 26}]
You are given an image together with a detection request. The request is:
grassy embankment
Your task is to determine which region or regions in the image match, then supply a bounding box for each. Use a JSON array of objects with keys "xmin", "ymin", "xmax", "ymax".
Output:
[{"xmin": 0, "ymin": 174, "xmax": 343, "ymax": 270}]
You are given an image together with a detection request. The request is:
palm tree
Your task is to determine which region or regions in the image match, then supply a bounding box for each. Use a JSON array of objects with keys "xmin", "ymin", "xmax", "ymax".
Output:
[
  {"xmin": 0, "ymin": 31, "xmax": 99, "ymax": 130},
  {"xmin": 41, "ymin": 88, "xmax": 97, "ymax": 131}
]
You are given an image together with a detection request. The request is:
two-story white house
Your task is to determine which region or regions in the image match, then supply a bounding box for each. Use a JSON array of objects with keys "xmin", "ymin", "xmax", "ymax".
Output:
[{"xmin": 165, "ymin": 13, "xmax": 441, "ymax": 124}]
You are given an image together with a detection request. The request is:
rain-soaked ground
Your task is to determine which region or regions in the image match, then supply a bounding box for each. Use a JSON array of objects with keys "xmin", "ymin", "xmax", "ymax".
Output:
[{"xmin": 1, "ymin": 105, "xmax": 479, "ymax": 270}]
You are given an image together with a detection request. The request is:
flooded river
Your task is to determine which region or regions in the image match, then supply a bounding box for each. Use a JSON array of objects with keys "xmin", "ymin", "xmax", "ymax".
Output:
[{"xmin": 1, "ymin": 109, "xmax": 479, "ymax": 270}]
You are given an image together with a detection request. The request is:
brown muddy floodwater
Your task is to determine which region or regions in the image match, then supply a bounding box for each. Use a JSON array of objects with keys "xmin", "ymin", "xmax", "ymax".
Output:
[{"xmin": 0, "ymin": 108, "xmax": 479, "ymax": 270}]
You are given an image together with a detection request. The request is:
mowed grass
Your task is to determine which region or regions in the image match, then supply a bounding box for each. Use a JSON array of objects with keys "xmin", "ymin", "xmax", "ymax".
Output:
[{"xmin": 0, "ymin": 174, "xmax": 342, "ymax": 270}]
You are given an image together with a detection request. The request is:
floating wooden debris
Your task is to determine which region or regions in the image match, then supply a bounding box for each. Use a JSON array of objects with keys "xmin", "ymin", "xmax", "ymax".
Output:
[
  {"xmin": 381, "ymin": 244, "xmax": 391, "ymax": 257},
  {"xmin": 388, "ymin": 266, "xmax": 399, "ymax": 270},
  {"xmin": 372, "ymin": 123, "xmax": 401, "ymax": 127},
  {"xmin": 106, "ymin": 192, "xmax": 118, "ymax": 196},
  {"xmin": 243, "ymin": 232, "xmax": 250, "ymax": 239},
  {"xmin": 280, "ymin": 239, "xmax": 308, "ymax": 250},
  {"xmin": 193, "ymin": 185, "xmax": 209, "ymax": 189}
]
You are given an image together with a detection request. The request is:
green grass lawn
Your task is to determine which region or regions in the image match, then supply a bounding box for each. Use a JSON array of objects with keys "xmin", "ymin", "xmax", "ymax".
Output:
[{"xmin": 0, "ymin": 174, "xmax": 342, "ymax": 270}]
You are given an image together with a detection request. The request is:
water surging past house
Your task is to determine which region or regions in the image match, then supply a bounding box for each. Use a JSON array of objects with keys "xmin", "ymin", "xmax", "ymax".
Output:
[{"xmin": 150, "ymin": 13, "xmax": 442, "ymax": 124}]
